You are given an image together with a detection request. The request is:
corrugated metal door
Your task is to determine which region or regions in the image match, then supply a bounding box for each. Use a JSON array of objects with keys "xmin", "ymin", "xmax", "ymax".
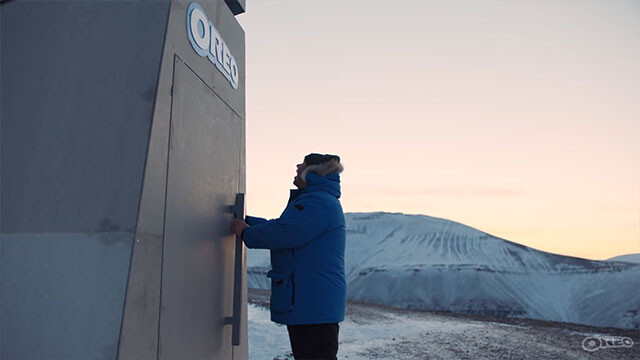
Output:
[{"xmin": 158, "ymin": 56, "xmax": 242, "ymax": 359}]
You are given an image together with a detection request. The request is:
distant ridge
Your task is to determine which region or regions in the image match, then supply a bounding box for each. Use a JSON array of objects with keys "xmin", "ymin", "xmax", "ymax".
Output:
[{"xmin": 607, "ymin": 253, "xmax": 640, "ymax": 264}]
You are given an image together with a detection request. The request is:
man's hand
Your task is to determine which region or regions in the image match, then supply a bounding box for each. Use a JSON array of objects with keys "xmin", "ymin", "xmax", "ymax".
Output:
[{"xmin": 232, "ymin": 219, "xmax": 249, "ymax": 238}]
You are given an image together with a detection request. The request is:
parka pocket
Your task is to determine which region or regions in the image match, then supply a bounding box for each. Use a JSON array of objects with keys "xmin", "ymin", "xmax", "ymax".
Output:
[{"xmin": 267, "ymin": 271, "xmax": 295, "ymax": 313}]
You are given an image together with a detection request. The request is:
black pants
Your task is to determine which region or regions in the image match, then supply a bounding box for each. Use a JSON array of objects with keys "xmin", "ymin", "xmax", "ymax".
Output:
[{"xmin": 287, "ymin": 323, "xmax": 339, "ymax": 360}]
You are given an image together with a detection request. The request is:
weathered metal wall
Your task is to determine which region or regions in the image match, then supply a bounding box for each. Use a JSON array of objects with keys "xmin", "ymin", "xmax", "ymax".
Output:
[
  {"xmin": 0, "ymin": 0, "xmax": 170, "ymax": 234},
  {"xmin": 0, "ymin": 1, "xmax": 171, "ymax": 359}
]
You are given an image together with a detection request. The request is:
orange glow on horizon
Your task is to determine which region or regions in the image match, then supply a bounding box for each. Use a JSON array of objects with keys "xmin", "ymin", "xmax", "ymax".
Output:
[{"xmin": 237, "ymin": 0, "xmax": 640, "ymax": 261}]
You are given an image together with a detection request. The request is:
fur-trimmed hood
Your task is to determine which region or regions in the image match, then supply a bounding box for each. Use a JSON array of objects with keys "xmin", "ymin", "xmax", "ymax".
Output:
[{"xmin": 301, "ymin": 159, "xmax": 344, "ymax": 183}]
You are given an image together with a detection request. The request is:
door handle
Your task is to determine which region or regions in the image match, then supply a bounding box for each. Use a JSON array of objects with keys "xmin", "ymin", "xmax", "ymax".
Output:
[{"xmin": 224, "ymin": 193, "xmax": 245, "ymax": 346}]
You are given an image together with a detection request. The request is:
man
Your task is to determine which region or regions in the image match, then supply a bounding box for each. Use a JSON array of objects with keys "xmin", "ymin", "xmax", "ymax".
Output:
[{"xmin": 232, "ymin": 153, "xmax": 346, "ymax": 360}]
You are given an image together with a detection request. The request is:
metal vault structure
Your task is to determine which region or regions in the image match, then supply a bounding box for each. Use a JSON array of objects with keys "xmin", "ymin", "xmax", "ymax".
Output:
[{"xmin": 0, "ymin": 1, "xmax": 248, "ymax": 359}]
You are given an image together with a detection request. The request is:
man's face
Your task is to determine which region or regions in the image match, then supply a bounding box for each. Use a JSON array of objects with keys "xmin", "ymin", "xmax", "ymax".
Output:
[{"xmin": 293, "ymin": 161, "xmax": 307, "ymax": 188}]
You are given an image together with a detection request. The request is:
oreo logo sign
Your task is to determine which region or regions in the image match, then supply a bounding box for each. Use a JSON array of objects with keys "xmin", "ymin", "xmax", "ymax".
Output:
[{"xmin": 187, "ymin": 2, "xmax": 239, "ymax": 89}]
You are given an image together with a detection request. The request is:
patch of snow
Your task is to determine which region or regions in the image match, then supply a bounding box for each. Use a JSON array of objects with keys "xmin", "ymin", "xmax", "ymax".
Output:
[
  {"xmin": 247, "ymin": 304, "xmax": 292, "ymax": 360},
  {"xmin": 607, "ymin": 253, "xmax": 640, "ymax": 264}
]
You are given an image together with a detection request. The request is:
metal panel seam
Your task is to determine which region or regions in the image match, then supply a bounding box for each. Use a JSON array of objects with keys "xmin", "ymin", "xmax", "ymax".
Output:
[
  {"xmin": 179, "ymin": 60, "xmax": 244, "ymax": 119},
  {"xmin": 116, "ymin": 2, "xmax": 172, "ymax": 359},
  {"xmin": 155, "ymin": 53, "xmax": 180, "ymax": 360}
]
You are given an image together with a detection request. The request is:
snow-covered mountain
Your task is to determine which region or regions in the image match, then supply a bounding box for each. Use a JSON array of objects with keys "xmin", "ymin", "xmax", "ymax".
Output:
[
  {"xmin": 607, "ymin": 253, "xmax": 640, "ymax": 264},
  {"xmin": 247, "ymin": 212, "xmax": 640, "ymax": 329}
]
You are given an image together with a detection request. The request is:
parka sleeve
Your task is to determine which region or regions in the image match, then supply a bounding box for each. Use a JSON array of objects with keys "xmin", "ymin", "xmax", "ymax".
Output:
[
  {"xmin": 245, "ymin": 215, "xmax": 268, "ymax": 226},
  {"xmin": 242, "ymin": 196, "xmax": 329, "ymax": 250}
]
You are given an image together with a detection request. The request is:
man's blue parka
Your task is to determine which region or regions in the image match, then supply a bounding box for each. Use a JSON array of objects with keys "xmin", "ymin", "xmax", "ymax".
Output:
[{"xmin": 242, "ymin": 163, "xmax": 346, "ymax": 325}]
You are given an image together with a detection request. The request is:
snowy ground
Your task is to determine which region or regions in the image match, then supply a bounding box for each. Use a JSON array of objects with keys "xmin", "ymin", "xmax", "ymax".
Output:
[{"xmin": 248, "ymin": 289, "xmax": 639, "ymax": 360}]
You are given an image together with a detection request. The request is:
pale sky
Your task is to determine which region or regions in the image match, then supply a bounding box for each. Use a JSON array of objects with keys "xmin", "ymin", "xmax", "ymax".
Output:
[{"xmin": 236, "ymin": 0, "xmax": 640, "ymax": 260}]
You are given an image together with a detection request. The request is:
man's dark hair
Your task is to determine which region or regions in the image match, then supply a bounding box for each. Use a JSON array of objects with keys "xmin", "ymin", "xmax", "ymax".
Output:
[{"xmin": 304, "ymin": 153, "xmax": 341, "ymax": 166}]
